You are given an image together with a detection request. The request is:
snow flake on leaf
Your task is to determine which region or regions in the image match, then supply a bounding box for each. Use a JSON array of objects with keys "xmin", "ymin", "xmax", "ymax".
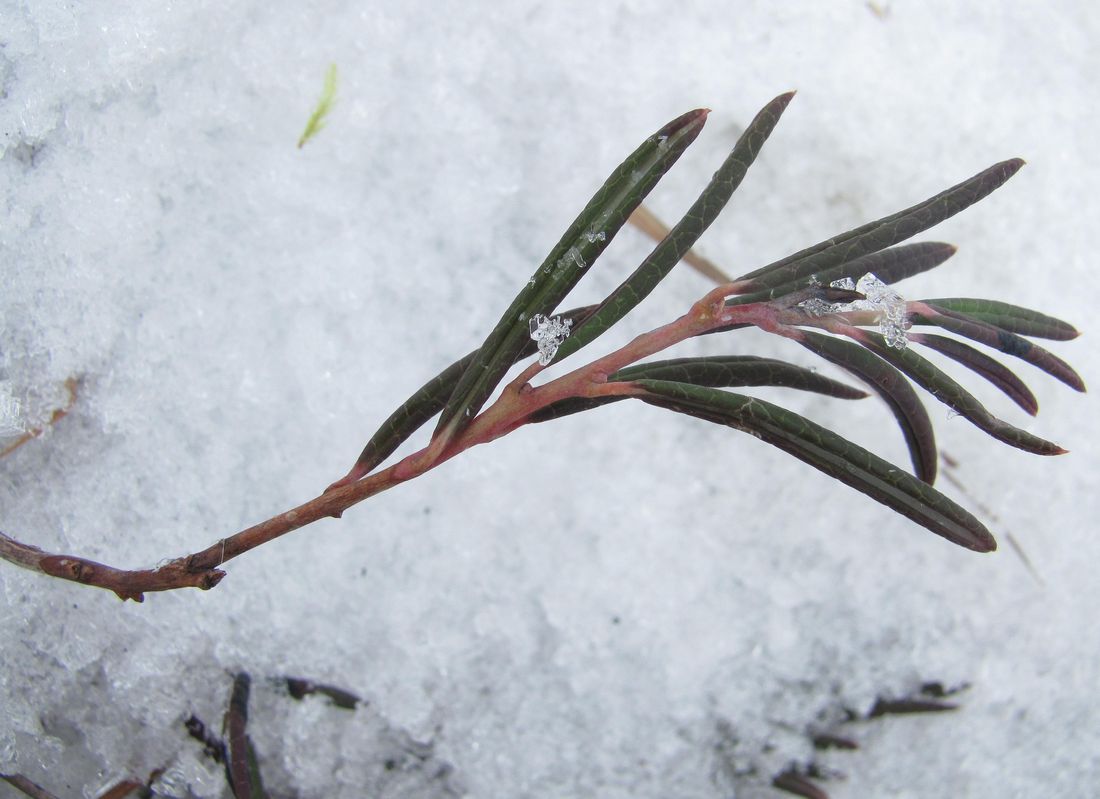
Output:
[{"xmin": 528, "ymin": 314, "xmax": 573, "ymax": 365}]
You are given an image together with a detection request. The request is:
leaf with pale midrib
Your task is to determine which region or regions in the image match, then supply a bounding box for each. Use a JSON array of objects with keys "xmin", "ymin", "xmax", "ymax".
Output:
[
  {"xmin": 796, "ymin": 330, "xmax": 938, "ymax": 484},
  {"xmin": 433, "ymin": 108, "xmax": 710, "ymax": 444},
  {"xmin": 632, "ymin": 379, "xmax": 996, "ymax": 552},
  {"xmin": 731, "ymin": 159, "xmax": 1024, "ymax": 298},
  {"xmin": 551, "ymin": 92, "xmax": 797, "ymax": 365},
  {"xmin": 528, "ymin": 355, "xmax": 865, "ymax": 423}
]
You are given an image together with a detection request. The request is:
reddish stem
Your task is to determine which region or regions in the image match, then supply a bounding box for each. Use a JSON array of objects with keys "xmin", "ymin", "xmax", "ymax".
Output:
[{"xmin": 0, "ymin": 289, "xmax": 774, "ymax": 601}]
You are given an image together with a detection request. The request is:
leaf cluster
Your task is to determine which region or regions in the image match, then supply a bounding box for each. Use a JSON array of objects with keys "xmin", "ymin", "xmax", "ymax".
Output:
[{"xmin": 336, "ymin": 93, "xmax": 1082, "ymax": 553}]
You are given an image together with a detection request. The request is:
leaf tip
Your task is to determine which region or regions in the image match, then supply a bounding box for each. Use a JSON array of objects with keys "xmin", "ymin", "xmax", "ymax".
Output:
[
  {"xmin": 769, "ymin": 91, "xmax": 797, "ymax": 115},
  {"xmin": 672, "ymin": 107, "xmax": 710, "ymax": 129},
  {"xmin": 962, "ymin": 528, "xmax": 998, "ymax": 553},
  {"xmin": 654, "ymin": 108, "xmax": 710, "ymax": 148}
]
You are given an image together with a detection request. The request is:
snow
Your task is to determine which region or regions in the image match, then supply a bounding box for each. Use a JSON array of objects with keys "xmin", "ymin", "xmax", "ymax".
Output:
[
  {"xmin": 800, "ymin": 273, "xmax": 911, "ymax": 348},
  {"xmin": 528, "ymin": 313, "xmax": 572, "ymax": 365},
  {"xmin": 853, "ymin": 274, "xmax": 909, "ymax": 349},
  {"xmin": 1, "ymin": 2, "xmax": 1098, "ymax": 798}
]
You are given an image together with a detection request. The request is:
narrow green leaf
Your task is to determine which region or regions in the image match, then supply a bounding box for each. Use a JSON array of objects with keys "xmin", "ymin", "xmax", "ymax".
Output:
[
  {"xmin": 855, "ymin": 331, "xmax": 1065, "ymax": 455},
  {"xmin": 913, "ymin": 332, "xmax": 1039, "ymax": 416},
  {"xmin": 612, "ymin": 355, "xmax": 866, "ymax": 397},
  {"xmin": 919, "ymin": 298, "xmax": 1079, "ymax": 340},
  {"xmin": 915, "ymin": 305, "xmax": 1085, "ymax": 391},
  {"xmin": 632, "ymin": 380, "xmax": 996, "ymax": 552},
  {"xmin": 349, "ymin": 354, "xmax": 474, "ymax": 477},
  {"xmin": 796, "ymin": 330, "xmax": 937, "ymax": 483},
  {"xmin": 551, "ymin": 92, "xmax": 797, "ymax": 364},
  {"xmin": 528, "ymin": 354, "xmax": 865, "ymax": 423},
  {"xmin": 433, "ymin": 109, "xmax": 709, "ymax": 443},
  {"xmin": 747, "ymin": 242, "xmax": 957, "ymax": 303},
  {"xmin": 732, "ymin": 159, "xmax": 1024, "ymax": 297},
  {"xmin": 628, "ymin": 204, "xmax": 734, "ymax": 283},
  {"xmin": 342, "ymin": 305, "xmax": 599, "ymax": 481},
  {"xmin": 861, "ymin": 242, "xmax": 957, "ymax": 285}
]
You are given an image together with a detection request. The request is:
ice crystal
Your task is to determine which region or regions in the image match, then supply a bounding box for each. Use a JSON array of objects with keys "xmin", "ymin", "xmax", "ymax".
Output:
[
  {"xmin": 797, "ymin": 272, "xmax": 911, "ymax": 348},
  {"xmin": 798, "ymin": 297, "xmax": 834, "ymax": 317},
  {"xmin": 566, "ymin": 245, "xmax": 587, "ymax": 269},
  {"xmin": 547, "ymin": 245, "xmax": 588, "ymax": 275},
  {"xmin": 528, "ymin": 314, "xmax": 572, "ymax": 365},
  {"xmin": 855, "ymin": 273, "xmax": 910, "ymax": 349}
]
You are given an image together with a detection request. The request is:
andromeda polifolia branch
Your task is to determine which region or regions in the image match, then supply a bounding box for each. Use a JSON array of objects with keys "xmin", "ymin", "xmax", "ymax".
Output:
[{"xmin": 1, "ymin": 95, "xmax": 1082, "ymax": 600}]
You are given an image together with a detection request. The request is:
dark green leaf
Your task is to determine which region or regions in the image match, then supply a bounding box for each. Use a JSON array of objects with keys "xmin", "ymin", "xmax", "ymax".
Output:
[
  {"xmin": 796, "ymin": 330, "xmax": 937, "ymax": 483},
  {"xmin": 747, "ymin": 242, "xmax": 958, "ymax": 304},
  {"xmin": 913, "ymin": 332, "xmax": 1039, "ymax": 415},
  {"xmin": 861, "ymin": 242, "xmax": 957, "ymax": 285},
  {"xmin": 349, "ymin": 354, "xmax": 473, "ymax": 479},
  {"xmin": 433, "ymin": 108, "xmax": 709, "ymax": 443},
  {"xmin": 855, "ymin": 331, "xmax": 1065, "ymax": 454},
  {"xmin": 341, "ymin": 306, "xmax": 599, "ymax": 483},
  {"xmin": 732, "ymin": 159, "xmax": 1024, "ymax": 298},
  {"xmin": 914, "ymin": 305, "xmax": 1085, "ymax": 391},
  {"xmin": 810, "ymin": 240, "xmax": 958, "ymax": 288},
  {"xmin": 612, "ymin": 355, "xmax": 866, "ymax": 397},
  {"xmin": 919, "ymin": 298, "xmax": 1079, "ymax": 341},
  {"xmin": 632, "ymin": 379, "xmax": 996, "ymax": 552},
  {"xmin": 528, "ymin": 354, "xmax": 865, "ymax": 423},
  {"xmin": 628, "ymin": 204, "xmax": 733, "ymax": 283},
  {"xmin": 551, "ymin": 92, "xmax": 796, "ymax": 364}
]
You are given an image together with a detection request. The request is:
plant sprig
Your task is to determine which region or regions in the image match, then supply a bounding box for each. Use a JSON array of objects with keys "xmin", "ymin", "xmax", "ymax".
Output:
[{"xmin": 0, "ymin": 92, "xmax": 1082, "ymax": 600}]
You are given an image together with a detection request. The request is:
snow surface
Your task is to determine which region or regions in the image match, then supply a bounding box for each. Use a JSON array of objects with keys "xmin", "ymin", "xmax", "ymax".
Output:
[{"xmin": 1, "ymin": 2, "xmax": 1097, "ymax": 797}]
